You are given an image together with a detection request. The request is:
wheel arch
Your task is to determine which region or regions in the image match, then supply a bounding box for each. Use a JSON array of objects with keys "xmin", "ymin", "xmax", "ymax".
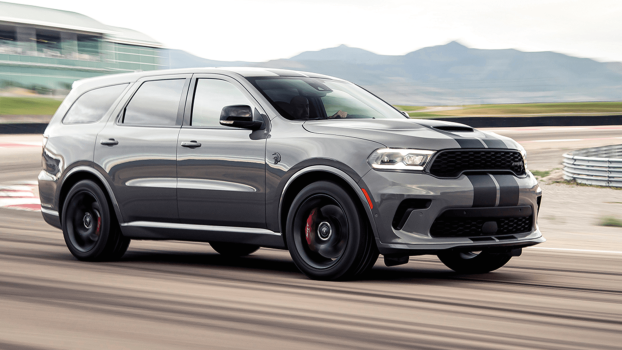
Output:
[
  {"xmin": 58, "ymin": 166, "xmax": 123, "ymax": 224},
  {"xmin": 278, "ymin": 165, "xmax": 378, "ymax": 247}
]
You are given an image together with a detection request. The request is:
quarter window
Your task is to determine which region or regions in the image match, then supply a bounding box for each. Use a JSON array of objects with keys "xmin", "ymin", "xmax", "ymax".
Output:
[
  {"xmin": 123, "ymin": 79, "xmax": 185, "ymax": 126},
  {"xmin": 63, "ymin": 84, "xmax": 128, "ymax": 124},
  {"xmin": 192, "ymin": 79, "xmax": 253, "ymax": 127}
]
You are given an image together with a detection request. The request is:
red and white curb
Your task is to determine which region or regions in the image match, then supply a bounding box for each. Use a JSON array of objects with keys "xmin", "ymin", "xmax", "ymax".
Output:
[{"xmin": 0, "ymin": 181, "xmax": 41, "ymax": 212}]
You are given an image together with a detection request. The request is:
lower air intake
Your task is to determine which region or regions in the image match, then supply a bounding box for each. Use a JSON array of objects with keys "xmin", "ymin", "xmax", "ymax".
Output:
[{"xmin": 430, "ymin": 216, "xmax": 532, "ymax": 238}]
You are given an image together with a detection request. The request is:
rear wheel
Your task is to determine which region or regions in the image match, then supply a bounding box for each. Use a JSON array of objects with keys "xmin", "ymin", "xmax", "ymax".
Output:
[
  {"xmin": 438, "ymin": 250, "xmax": 512, "ymax": 273},
  {"xmin": 286, "ymin": 181, "xmax": 378, "ymax": 281},
  {"xmin": 210, "ymin": 242, "xmax": 259, "ymax": 257},
  {"xmin": 61, "ymin": 180, "xmax": 130, "ymax": 261}
]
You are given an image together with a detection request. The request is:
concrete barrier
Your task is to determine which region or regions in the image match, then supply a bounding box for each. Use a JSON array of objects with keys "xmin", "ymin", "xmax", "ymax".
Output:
[
  {"xmin": 0, "ymin": 123, "xmax": 48, "ymax": 134},
  {"xmin": 429, "ymin": 115, "xmax": 622, "ymax": 128}
]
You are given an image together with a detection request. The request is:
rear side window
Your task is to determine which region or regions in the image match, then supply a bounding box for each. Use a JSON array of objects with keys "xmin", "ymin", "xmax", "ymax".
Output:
[
  {"xmin": 123, "ymin": 79, "xmax": 185, "ymax": 126},
  {"xmin": 191, "ymin": 79, "xmax": 253, "ymax": 127},
  {"xmin": 63, "ymin": 84, "xmax": 128, "ymax": 124}
]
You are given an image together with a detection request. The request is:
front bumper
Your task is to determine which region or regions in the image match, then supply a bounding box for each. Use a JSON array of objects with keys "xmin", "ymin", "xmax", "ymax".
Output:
[
  {"xmin": 359, "ymin": 169, "xmax": 544, "ymax": 256},
  {"xmin": 38, "ymin": 170, "xmax": 61, "ymax": 229}
]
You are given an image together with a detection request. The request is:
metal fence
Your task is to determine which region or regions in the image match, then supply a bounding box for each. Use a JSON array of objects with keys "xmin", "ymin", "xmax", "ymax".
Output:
[{"xmin": 563, "ymin": 144, "xmax": 622, "ymax": 187}]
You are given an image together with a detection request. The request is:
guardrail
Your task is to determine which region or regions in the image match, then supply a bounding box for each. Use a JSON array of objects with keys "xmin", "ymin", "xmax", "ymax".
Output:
[{"xmin": 563, "ymin": 144, "xmax": 622, "ymax": 187}]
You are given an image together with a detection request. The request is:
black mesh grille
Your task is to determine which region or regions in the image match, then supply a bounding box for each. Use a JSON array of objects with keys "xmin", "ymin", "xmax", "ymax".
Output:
[
  {"xmin": 430, "ymin": 216, "xmax": 532, "ymax": 238},
  {"xmin": 429, "ymin": 150, "xmax": 525, "ymax": 177}
]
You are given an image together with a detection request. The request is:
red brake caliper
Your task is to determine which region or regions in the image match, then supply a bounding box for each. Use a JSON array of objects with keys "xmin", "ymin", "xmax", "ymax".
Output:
[
  {"xmin": 95, "ymin": 215, "xmax": 101, "ymax": 236},
  {"xmin": 305, "ymin": 209, "xmax": 317, "ymax": 245}
]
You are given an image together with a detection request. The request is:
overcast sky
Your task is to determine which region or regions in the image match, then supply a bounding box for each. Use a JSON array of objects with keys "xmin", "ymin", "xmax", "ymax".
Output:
[{"xmin": 10, "ymin": 0, "xmax": 622, "ymax": 62}]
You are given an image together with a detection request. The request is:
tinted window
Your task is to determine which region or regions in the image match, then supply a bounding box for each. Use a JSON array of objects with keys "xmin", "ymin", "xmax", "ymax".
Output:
[
  {"xmin": 63, "ymin": 84, "xmax": 128, "ymax": 124},
  {"xmin": 123, "ymin": 79, "xmax": 185, "ymax": 126},
  {"xmin": 247, "ymin": 77, "xmax": 405, "ymax": 120},
  {"xmin": 192, "ymin": 79, "xmax": 253, "ymax": 127}
]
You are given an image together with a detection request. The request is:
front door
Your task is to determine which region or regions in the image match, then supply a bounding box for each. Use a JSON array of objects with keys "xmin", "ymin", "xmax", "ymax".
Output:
[
  {"xmin": 176, "ymin": 75, "xmax": 267, "ymax": 228},
  {"xmin": 95, "ymin": 75, "xmax": 190, "ymax": 223}
]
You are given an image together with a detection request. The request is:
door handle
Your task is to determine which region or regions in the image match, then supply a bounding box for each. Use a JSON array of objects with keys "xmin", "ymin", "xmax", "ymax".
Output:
[
  {"xmin": 181, "ymin": 141, "xmax": 201, "ymax": 148},
  {"xmin": 100, "ymin": 138, "xmax": 119, "ymax": 146}
]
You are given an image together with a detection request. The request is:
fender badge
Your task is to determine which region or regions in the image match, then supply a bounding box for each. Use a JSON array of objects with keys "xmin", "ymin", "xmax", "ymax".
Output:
[{"xmin": 272, "ymin": 152, "xmax": 281, "ymax": 164}]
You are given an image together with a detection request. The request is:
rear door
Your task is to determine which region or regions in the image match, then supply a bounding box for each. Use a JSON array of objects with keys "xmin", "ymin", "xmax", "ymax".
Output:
[
  {"xmin": 176, "ymin": 74, "xmax": 268, "ymax": 228},
  {"xmin": 94, "ymin": 74, "xmax": 190, "ymax": 223}
]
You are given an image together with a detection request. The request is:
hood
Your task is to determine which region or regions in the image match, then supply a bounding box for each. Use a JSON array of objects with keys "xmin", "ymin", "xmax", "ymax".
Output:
[{"xmin": 303, "ymin": 119, "xmax": 521, "ymax": 150}]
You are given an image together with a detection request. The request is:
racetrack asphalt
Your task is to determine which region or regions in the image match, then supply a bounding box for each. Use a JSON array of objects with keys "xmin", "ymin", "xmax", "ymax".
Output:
[{"xmin": 0, "ymin": 128, "xmax": 621, "ymax": 349}]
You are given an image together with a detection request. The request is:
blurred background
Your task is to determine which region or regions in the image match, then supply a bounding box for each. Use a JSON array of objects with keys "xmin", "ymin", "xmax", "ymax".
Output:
[
  {"xmin": 0, "ymin": 1, "xmax": 621, "ymax": 349},
  {"xmin": 1, "ymin": 0, "xmax": 622, "ymax": 110}
]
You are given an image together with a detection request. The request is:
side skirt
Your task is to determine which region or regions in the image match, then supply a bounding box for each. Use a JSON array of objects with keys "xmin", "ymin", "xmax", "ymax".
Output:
[{"xmin": 120, "ymin": 222, "xmax": 286, "ymax": 249}]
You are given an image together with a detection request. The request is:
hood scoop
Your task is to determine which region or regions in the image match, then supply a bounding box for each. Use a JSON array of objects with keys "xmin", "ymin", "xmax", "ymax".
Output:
[{"xmin": 433, "ymin": 125, "xmax": 473, "ymax": 132}]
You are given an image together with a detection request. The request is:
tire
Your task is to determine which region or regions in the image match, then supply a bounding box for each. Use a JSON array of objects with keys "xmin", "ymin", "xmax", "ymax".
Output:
[
  {"xmin": 438, "ymin": 250, "xmax": 512, "ymax": 274},
  {"xmin": 61, "ymin": 180, "xmax": 130, "ymax": 261},
  {"xmin": 285, "ymin": 181, "xmax": 378, "ymax": 281},
  {"xmin": 210, "ymin": 242, "xmax": 259, "ymax": 257}
]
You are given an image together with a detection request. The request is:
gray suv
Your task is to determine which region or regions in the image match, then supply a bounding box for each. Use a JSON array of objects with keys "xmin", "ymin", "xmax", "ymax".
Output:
[{"xmin": 39, "ymin": 68, "xmax": 544, "ymax": 280}]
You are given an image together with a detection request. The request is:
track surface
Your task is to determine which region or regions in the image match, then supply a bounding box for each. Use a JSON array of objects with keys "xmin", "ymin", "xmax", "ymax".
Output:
[{"xmin": 1, "ymin": 128, "xmax": 622, "ymax": 349}]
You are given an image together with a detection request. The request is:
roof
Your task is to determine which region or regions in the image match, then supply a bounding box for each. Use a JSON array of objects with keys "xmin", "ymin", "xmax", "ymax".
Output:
[
  {"xmin": 0, "ymin": 1, "xmax": 161, "ymax": 47},
  {"xmin": 72, "ymin": 67, "xmax": 340, "ymax": 91}
]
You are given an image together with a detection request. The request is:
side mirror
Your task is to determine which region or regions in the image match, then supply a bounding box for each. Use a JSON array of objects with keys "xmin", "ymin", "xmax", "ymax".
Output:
[{"xmin": 220, "ymin": 105, "xmax": 263, "ymax": 130}]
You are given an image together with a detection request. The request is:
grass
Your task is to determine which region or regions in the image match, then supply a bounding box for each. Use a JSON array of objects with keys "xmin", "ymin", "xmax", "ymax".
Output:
[
  {"xmin": 394, "ymin": 101, "xmax": 622, "ymax": 118},
  {"xmin": 552, "ymin": 179, "xmax": 622, "ymax": 190},
  {"xmin": 599, "ymin": 216, "xmax": 622, "ymax": 227},
  {"xmin": 531, "ymin": 170, "xmax": 552, "ymax": 178},
  {"xmin": 395, "ymin": 105, "xmax": 427, "ymax": 112},
  {"xmin": 0, "ymin": 97, "xmax": 62, "ymax": 116}
]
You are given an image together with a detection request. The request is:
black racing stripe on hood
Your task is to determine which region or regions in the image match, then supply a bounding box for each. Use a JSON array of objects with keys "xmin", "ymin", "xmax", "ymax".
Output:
[
  {"xmin": 482, "ymin": 138, "xmax": 508, "ymax": 148},
  {"xmin": 466, "ymin": 175, "xmax": 497, "ymax": 207},
  {"xmin": 455, "ymin": 138, "xmax": 486, "ymax": 148},
  {"xmin": 494, "ymin": 175, "xmax": 520, "ymax": 206}
]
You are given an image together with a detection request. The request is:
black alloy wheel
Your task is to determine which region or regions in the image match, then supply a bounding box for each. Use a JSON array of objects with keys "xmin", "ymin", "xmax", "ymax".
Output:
[
  {"xmin": 66, "ymin": 191, "xmax": 102, "ymax": 253},
  {"xmin": 286, "ymin": 181, "xmax": 378, "ymax": 281},
  {"xmin": 437, "ymin": 249, "xmax": 512, "ymax": 274},
  {"xmin": 62, "ymin": 180, "xmax": 130, "ymax": 261}
]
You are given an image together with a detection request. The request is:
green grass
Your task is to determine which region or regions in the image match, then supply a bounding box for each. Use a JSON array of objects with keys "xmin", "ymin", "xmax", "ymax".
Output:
[
  {"xmin": 396, "ymin": 101, "xmax": 622, "ymax": 118},
  {"xmin": 531, "ymin": 170, "xmax": 552, "ymax": 178},
  {"xmin": 0, "ymin": 97, "xmax": 62, "ymax": 116},
  {"xmin": 554, "ymin": 179, "xmax": 622, "ymax": 190},
  {"xmin": 395, "ymin": 105, "xmax": 427, "ymax": 112},
  {"xmin": 599, "ymin": 216, "xmax": 622, "ymax": 227}
]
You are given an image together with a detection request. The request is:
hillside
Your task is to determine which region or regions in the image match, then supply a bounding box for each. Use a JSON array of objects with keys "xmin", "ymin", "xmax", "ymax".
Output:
[{"xmin": 160, "ymin": 42, "xmax": 622, "ymax": 105}]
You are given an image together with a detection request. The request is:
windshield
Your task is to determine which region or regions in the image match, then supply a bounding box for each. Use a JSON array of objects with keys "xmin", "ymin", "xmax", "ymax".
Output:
[{"xmin": 246, "ymin": 77, "xmax": 406, "ymax": 120}]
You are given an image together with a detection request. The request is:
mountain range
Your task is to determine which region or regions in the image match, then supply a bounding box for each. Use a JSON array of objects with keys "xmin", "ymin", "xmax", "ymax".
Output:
[{"xmin": 160, "ymin": 41, "xmax": 622, "ymax": 105}]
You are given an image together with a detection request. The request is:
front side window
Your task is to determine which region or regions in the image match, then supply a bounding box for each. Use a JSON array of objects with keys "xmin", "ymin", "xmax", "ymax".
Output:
[
  {"xmin": 63, "ymin": 84, "xmax": 128, "ymax": 124},
  {"xmin": 191, "ymin": 79, "xmax": 253, "ymax": 127},
  {"xmin": 246, "ymin": 77, "xmax": 406, "ymax": 120},
  {"xmin": 123, "ymin": 79, "xmax": 185, "ymax": 126}
]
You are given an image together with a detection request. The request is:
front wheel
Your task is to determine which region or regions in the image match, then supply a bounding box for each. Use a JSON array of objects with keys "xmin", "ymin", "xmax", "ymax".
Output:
[
  {"xmin": 438, "ymin": 250, "xmax": 512, "ymax": 274},
  {"xmin": 286, "ymin": 181, "xmax": 378, "ymax": 281}
]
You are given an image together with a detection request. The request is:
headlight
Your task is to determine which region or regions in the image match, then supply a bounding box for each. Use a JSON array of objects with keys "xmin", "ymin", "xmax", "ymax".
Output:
[
  {"xmin": 368, "ymin": 149, "xmax": 435, "ymax": 170},
  {"xmin": 517, "ymin": 144, "xmax": 528, "ymax": 170}
]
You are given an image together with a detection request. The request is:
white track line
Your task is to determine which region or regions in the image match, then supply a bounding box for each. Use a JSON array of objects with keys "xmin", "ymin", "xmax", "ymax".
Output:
[
  {"xmin": 521, "ymin": 136, "xmax": 622, "ymax": 143},
  {"xmin": 530, "ymin": 139, "xmax": 584, "ymax": 143},
  {"xmin": 530, "ymin": 247, "xmax": 622, "ymax": 255}
]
